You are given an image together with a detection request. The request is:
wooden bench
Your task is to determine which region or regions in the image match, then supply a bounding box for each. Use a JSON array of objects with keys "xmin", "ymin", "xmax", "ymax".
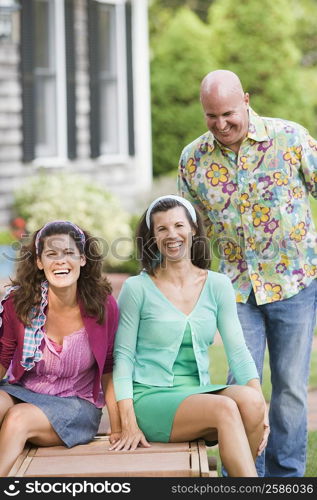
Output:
[{"xmin": 8, "ymin": 410, "xmax": 217, "ymax": 477}]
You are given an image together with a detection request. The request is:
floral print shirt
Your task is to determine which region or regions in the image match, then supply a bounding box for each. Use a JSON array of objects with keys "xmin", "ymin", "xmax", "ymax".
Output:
[{"xmin": 178, "ymin": 108, "xmax": 317, "ymax": 305}]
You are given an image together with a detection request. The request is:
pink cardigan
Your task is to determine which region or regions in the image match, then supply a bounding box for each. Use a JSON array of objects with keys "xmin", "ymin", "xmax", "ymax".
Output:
[{"xmin": 0, "ymin": 294, "xmax": 119, "ymax": 403}]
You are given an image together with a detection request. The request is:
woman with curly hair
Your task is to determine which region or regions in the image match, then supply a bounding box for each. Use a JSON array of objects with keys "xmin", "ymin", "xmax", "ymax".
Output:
[{"xmin": 0, "ymin": 220, "xmax": 120, "ymax": 476}]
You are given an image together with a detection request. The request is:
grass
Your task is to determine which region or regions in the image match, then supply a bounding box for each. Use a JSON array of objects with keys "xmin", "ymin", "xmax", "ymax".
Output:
[
  {"xmin": 207, "ymin": 341, "xmax": 317, "ymax": 477},
  {"xmin": 209, "ymin": 342, "xmax": 317, "ymax": 402},
  {"xmin": 207, "ymin": 434, "xmax": 317, "ymax": 478},
  {"xmin": 306, "ymin": 431, "xmax": 317, "ymax": 477}
]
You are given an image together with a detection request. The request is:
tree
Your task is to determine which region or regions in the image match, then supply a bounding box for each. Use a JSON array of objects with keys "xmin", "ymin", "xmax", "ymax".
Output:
[
  {"xmin": 150, "ymin": 7, "xmax": 214, "ymax": 176},
  {"xmin": 292, "ymin": 0, "xmax": 317, "ymax": 68},
  {"xmin": 208, "ymin": 0, "xmax": 316, "ymax": 133},
  {"xmin": 149, "ymin": 0, "xmax": 214, "ymax": 22}
]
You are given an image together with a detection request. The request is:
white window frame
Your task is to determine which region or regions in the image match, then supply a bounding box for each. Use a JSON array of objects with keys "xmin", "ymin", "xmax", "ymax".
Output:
[
  {"xmin": 33, "ymin": 0, "xmax": 67, "ymax": 166},
  {"xmin": 95, "ymin": 0, "xmax": 128, "ymax": 161}
]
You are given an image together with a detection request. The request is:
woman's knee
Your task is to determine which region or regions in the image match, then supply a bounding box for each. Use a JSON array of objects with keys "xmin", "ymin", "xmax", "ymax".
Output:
[
  {"xmin": 0, "ymin": 392, "xmax": 15, "ymax": 425},
  {"xmin": 1, "ymin": 404, "xmax": 32, "ymax": 437},
  {"xmin": 213, "ymin": 396, "xmax": 241, "ymax": 426},
  {"xmin": 235, "ymin": 387, "xmax": 266, "ymax": 427}
]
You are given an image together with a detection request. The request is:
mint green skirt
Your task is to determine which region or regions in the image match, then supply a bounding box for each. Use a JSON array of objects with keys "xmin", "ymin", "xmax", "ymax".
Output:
[
  {"xmin": 133, "ymin": 377, "xmax": 228, "ymax": 442},
  {"xmin": 133, "ymin": 324, "xmax": 228, "ymax": 442}
]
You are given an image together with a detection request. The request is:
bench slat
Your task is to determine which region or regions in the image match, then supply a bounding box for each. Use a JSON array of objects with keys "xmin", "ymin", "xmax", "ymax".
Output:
[{"xmin": 9, "ymin": 411, "xmax": 218, "ymax": 477}]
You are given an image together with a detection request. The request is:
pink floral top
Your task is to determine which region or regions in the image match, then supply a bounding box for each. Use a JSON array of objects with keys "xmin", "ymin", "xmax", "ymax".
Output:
[{"xmin": 19, "ymin": 327, "xmax": 104, "ymax": 408}]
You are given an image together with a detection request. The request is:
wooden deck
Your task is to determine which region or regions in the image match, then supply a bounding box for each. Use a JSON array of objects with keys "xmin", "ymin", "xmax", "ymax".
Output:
[{"xmin": 8, "ymin": 410, "xmax": 217, "ymax": 477}]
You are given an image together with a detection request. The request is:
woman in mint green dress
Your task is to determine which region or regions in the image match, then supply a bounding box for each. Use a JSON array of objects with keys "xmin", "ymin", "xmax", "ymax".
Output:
[{"xmin": 112, "ymin": 195, "xmax": 269, "ymax": 477}]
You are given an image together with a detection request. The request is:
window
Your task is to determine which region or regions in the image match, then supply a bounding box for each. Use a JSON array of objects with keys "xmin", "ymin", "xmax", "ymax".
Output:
[
  {"xmin": 88, "ymin": 0, "xmax": 129, "ymax": 158},
  {"xmin": 33, "ymin": 0, "xmax": 58, "ymax": 157},
  {"xmin": 21, "ymin": 0, "xmax": 75, "ymax": 161}
]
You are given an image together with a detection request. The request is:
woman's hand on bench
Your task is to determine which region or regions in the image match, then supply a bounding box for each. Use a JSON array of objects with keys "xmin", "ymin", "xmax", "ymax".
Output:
[
  {"xmin": 109, "ymin": 424, "xmax": 151, "ymax": 452},
  {"xmin": 109, "ymin": 430, "xmax": 122, "ymax": 445}
]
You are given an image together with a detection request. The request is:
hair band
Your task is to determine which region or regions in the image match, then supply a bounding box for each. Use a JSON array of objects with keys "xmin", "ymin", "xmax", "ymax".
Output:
[
  {"xmin": 145, "ymin": 195, "xmax": 197, "ymax": 229},
  {"xmin": 35, "ymin": 220, "xmax": 86, "ymax": 255}
]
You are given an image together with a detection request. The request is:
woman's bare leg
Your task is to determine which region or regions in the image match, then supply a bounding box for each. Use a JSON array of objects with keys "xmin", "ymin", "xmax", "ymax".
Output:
[
  {"xmin": 0, "ymin": 403, "xmax": 63, "ymax": 477},
  {"xmin": 170, "ymin": 393, "xmax": 257, "ymax": 477},
  {"xmin": 0, "ymin": 391, "xmax": 16, "ymax": 425},
  {"xmin": 217, "ymin": 386, "xmax": 266, "ymax": 459}
]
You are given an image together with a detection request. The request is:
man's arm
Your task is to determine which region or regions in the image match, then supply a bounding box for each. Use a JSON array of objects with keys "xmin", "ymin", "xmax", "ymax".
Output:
[
  {"xmin": 298, "ymin": 128, "xmax": 317, "ymax": 198},
  {"xmin": 177, "ymin": 151, "xmax": 211, "ymax": 229}
]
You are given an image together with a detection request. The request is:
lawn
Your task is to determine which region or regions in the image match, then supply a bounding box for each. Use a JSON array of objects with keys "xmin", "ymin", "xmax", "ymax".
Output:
[
  {"xmin": 209, "ymin": 341, "xmax": 317, "ymax": 401},
  {"xmin": 208, "ymin": 342, "xmax": 317, "ymax": 477}
]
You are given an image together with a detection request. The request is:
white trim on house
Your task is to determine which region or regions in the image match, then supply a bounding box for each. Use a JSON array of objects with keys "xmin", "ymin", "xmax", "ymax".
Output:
[
  {"xmin": 116, "ymin": 1, "xmax": 128, "ymax": 156},
  {"xmin": 55, "ymin": 0, "xmax": 68, "ymax": 160},
  {"xmin": 132, "ymin": 0, "xmax": 152, "ymax": 193}
]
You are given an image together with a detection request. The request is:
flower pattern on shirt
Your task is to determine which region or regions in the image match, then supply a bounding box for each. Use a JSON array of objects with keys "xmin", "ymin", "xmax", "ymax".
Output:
[
  {"xmin": 178, "ymin": 108, "xmax": 317, "ymax": 305},
  {"xmin": 206, "ymin": 163, "xmax": 229, "ymax": 186}
]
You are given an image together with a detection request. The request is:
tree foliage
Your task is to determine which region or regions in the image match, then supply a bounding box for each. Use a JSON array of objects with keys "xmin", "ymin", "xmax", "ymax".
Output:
[
  {"xmin": 291, "ymin": 0, "xmax": 317, "ymax": 67},
  {"xmin": 208, "ymin": 0, "xmax": 315, "ymax": 130},
  {"xmin": 149, "ymin": 0, "xmax": 214, "ymax": 22},
  {"xmin": 149, "ymin": 0, "xmax": 317, "ymax": 177},
  {"xmin": 150, "ymin": 7, "xmax": 214, "ymax": 176}
]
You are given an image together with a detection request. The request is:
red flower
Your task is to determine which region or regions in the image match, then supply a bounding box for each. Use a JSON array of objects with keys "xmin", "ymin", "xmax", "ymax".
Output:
[
  {"xmin": 10, "ymin": 217, "xmax": 27, "ymax": 239},
  {"xmin": 12, "ymin": 217, "xmax": 26, "ymax": 229}
]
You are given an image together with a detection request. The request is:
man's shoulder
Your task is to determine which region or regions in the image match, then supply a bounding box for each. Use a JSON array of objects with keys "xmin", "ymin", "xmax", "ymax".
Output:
[
  {"xmin": 180, "ymin": 131, "xmax": 214, "ymax": 158},
  {"xmin": 260, "ymin": 114, "xmax": 308, "ymax": 138}
]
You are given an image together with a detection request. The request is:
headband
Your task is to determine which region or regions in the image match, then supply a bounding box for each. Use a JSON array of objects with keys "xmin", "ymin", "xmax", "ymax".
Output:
[
  {"xmin": 145, "ymin": 195, "xmax": 197, "ymax": 229},
  {"xmin": 35, "ymin": 220, "xmax": 86, "ymax": 255}
]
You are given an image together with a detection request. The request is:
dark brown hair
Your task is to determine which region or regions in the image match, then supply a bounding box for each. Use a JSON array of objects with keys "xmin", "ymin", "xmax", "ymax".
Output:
[
  {"xmin": 136, "ymin": 198, "xmax": 211, "ymax": 275},
  {"xmin": 10, "ymin": 221, "xmax": 112, "ymax": 325}
]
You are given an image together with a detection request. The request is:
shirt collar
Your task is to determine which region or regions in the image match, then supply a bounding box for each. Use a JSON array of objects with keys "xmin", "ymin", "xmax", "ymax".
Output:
[{"xmin": 247, "ymin": 107, "xmax": 270, "ymax": 142}]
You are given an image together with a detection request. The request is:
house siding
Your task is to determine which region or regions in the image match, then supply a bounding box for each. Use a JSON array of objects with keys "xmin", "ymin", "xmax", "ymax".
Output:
[{"xmin": 0, "ymin": 0, "xmax": 152, "ymax": 226}]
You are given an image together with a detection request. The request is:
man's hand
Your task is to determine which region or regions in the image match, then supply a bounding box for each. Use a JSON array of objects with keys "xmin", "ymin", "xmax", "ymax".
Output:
[{"xmin": 258, "ymin": 409, "xmax": 270, "ymax": 456}]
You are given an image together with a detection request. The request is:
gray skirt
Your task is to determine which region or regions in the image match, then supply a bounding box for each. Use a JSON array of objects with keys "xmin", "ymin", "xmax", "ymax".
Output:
[{"xmin": 0, "ymin": 381, "xmax": 102, "ymax": 448}]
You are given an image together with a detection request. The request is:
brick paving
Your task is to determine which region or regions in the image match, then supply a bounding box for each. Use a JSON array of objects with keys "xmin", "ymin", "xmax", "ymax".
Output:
[{"xmin": 1, "ymin": 274, "xmax": 317, "ymax": 431}]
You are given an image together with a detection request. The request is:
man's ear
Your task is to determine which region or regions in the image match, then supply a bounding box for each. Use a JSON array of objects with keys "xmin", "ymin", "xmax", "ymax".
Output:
[{"xmin": 244, "ymin": 92, "xmax": 250, "ymax": 107}]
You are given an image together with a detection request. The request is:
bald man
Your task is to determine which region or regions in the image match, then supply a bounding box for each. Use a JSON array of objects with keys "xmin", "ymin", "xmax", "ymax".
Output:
[{"xmin": 178, "ymin": 70, "xmax": 317, "ymax": 477}]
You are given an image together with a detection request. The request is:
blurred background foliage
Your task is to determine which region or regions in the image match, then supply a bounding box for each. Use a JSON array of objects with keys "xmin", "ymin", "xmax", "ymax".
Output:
[
  {"xmin": 12, "ymin": 172, "xmax": 134, "ymax": 271},
  {"xmin": 149, "ymin": 0, "xmax": 317, "ymax": 176}
]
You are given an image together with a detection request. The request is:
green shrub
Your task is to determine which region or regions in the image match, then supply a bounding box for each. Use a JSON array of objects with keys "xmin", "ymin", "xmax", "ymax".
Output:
[
  {"xmin": 150, "ymin": 7, "xmax": 214, "ymax": 176},
  {"xmin": 106, "ymin": 214, "xmax": 141, "ymax": 275},
  {"xmin": 12, "ymin": 172, "xmax": 133, "ymax": 269},
  {"xmin": 0, "ymin": 229, "xmax": 16, "ymax": 245}
]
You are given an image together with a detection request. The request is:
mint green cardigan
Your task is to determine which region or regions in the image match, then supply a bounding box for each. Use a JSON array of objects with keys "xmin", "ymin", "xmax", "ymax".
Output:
[{"xmin": 113, "ymin": 270, "xmax": 259, "ymax": 401}]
